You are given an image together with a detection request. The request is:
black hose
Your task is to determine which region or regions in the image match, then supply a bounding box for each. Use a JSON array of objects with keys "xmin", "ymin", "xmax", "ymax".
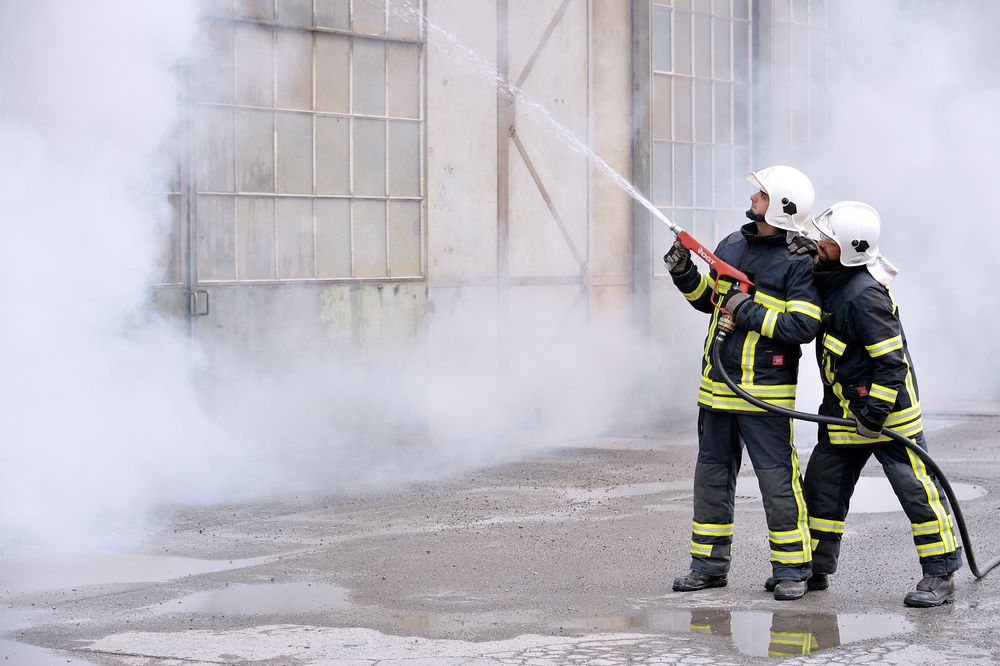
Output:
[{"xmin": 711, "ymin": 324, "xmax": 999, "ymax": 579}]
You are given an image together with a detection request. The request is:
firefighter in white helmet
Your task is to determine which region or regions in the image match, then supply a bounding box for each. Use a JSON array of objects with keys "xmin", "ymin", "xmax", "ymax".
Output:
[
  {"xmin": 785, "ymin": 201, "xmax": 961, "ymax": 607},
  {"xmin": 664, "ymin": 165, "xmax": 821, "ymax": 601}
]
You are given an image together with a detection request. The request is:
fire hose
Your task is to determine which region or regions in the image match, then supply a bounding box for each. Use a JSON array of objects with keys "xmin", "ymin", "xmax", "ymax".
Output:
[{"xmin": 710, "ymin": 312, "xmax": 1000, "ymax": 579}]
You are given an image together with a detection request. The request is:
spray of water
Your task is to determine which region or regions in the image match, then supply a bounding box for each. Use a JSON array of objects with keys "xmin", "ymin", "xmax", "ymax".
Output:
[{"xmin": 384, "ymin": 0, "xmax": 680, "ymax": 234}]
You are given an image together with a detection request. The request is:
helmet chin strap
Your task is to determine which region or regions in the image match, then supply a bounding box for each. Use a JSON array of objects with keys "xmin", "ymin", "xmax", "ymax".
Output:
[{"xmin": 745, "ymin": 209, "xmax": 766, "ymax": 223}]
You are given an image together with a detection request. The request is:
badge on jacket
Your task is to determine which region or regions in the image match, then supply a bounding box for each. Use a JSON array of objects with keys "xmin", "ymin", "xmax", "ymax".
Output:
[
  {"xmin": 856, "ymin": 385, "xmax": 869, "ymax": 398},
  {"xmin": 772, "ymin": 354, "xmax": 784, "ymax": 367}
]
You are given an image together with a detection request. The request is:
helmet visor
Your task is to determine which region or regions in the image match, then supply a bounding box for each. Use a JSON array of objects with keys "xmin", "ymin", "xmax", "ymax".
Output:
[
  {"xmin": 810, "ymin": 207, "xmax": 837, "ymax": 242},
  {"xmin": 744, "ymin": 171, "xmax": 766, "ymax": 194}
]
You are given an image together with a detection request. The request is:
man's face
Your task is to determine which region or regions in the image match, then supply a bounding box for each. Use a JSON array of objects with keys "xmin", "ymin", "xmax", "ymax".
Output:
[
  {"xmin": 750, "ymin": 189, "xmax": 769, "ymax": 217},
  {"xmin": 817, "ymin": 239, "xmax": 841, "ymax": 263}
]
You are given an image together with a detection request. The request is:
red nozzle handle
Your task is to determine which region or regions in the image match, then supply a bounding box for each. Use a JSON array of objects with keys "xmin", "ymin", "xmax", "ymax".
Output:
[{"xmin": 676, "ymin": 230, "xmax": 754, "ymax": 309}]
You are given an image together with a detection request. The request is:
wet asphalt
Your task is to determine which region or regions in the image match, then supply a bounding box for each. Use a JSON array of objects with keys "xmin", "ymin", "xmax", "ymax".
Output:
[{"xmin": 2, "ymin": 408, "xmax": 999, "ymax": 665}]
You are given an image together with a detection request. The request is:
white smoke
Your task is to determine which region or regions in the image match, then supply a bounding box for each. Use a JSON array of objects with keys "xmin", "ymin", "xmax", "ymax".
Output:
[
  {"xmin": 790, "ymin": 0, "xmax": 1000, "ymax": 407},
  {"xmin": 0, "ymin": 0, "xmax": 221, "ymax": 551},
  {"xmin": 0, "ymin": 0, "xmax": 652, "ymax": 553}
]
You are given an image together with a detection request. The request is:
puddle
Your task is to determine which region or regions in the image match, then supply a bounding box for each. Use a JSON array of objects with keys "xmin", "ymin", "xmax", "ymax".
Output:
[
  {"xmin": 555, "ymin": 608, "xmax": 913, "ymax": 658},
  {"xmin": 0, "ymin": 551, "xmax": 307, "ymax": 592},
  {"xmin": 152, "ymin": 582, "xmax": 350, "ymax": 616},
  {"xmin": 0, "ymin": 608, "xmax": 96, "ymax": 664},
  {"xmin": 734, "ymin": 476, "xmax": 987, "ymax": 514}
]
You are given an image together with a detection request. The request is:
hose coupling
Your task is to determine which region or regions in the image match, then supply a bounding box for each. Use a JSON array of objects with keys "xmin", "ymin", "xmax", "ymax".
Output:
[{"xmin": 717, "ymin": 313, "xmax": 736, "ymax": 335}]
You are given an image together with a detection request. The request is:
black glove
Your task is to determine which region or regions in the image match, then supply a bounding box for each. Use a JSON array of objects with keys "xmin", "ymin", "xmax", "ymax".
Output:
[
  {"xmin": 663, "ymin": 240, "xmax": 692, "ymax": 276},
  {"xmin": 788, "ymin": 234, "xmax": 819, "ymax": 258},
  {"xmin": 721, "ymin": 289, "xmax": 751, "ymax": 315},
  {"xmin": 853, "ymin": 412, "xmax": 882, "ymax": 439}
]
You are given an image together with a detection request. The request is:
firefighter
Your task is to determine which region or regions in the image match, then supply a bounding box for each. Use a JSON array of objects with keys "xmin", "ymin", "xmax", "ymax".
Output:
[
  {"xmin": 664, "ymin": 165, "xmax": 822, "ymax": 601},
  {"xmin": 797, "ymin": 201, "xmax": 961, "ymax": 607}
]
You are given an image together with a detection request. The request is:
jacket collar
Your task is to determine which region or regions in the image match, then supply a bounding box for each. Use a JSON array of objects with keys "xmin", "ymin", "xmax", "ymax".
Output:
[
  {"xmin": 739, "ymin": 222, "xmax": 786, "ymax": 246},
  {"xmin": 813, "ymin": 263, "xmax": 867, "ymax": 292}
]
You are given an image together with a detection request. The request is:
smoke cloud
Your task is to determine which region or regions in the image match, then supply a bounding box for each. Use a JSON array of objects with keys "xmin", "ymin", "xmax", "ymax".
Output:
[
  {"xmin": 0, "ymin": 0, "xmax": 653, "ymax": 553},
  {"xmin": 792, "ymin": 0, "xmax": 1000, "ymax": 406}
]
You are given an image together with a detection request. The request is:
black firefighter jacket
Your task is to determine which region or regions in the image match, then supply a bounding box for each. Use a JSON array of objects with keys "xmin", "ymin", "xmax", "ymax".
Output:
[
  {"xmin": 813, "ymin": 265, "xmax": 923, "ymax": 444},
  {"xmin": 671, "ymin": 223, "xmax": 822, "ymax": 413}
]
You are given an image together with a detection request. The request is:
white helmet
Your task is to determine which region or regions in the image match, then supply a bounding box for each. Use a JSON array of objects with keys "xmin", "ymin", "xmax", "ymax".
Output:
[
  {"xmin": 745, "ymin": 165, "xmax": 815, "ymax": 232},
  {"xmin": 810, "ymin": 201, "xmax": 881, "ymax": 267}
]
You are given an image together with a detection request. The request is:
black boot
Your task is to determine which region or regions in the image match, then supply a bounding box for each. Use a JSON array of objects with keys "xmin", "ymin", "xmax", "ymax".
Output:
[
  {"xmin": 673, "ymin": 570, "xmax": 728, "ymax": 592},
  {"xmin": 772, "ymin": 579, "xmax": 808, "ymax": 601},
  {"xmin": 904, "ymin": 573, "xmax": 955, "ymax": 608},
  {"xmin": 764, "ymin": 573, "xmax": 829, "ymax": 592}
]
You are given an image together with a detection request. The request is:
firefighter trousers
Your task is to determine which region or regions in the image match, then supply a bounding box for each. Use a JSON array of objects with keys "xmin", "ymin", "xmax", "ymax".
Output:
[
  {"xmin": 689, "ymin": 409, "xmax": 812, "ymax": 580},
  {"xmin": 803, "ymin": 431, "xmax": 961, "ymax": 577}
]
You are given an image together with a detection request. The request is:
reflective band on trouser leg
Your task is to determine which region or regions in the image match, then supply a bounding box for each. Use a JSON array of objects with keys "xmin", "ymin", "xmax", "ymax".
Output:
[
  {"xmin": 769, "ymin": 632, "xmax": 819, "ymax": 658},
  {"xmin": 690, "ymin": 459, "xmax": 738, "ymax": 575},
  {"xmin": 756, "ymin": 465, "xmax": 812, "ymax": 569},
  {"xmin": 904, "ymin": 448, "xmax": 959, "ymax": 557}
]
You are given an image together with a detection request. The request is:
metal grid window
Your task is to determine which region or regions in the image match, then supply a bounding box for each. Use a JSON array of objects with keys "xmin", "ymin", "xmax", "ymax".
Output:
[
  {"xmin": 650, "ymin": 0, "xmax": 753, "ymax": 277},
  {"xmin": 768, "ymin": 0, "xmax": 846, "ymax": 166},
  {"xmin": 189, "ymin": 0, "xmax": 425, "ymax": 283}
]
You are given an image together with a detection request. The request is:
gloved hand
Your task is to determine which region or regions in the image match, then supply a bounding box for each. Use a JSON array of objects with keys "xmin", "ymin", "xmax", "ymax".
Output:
[
  {"xmin": 853, "ymin": 413, "xmax": 882, "ymax": 439},
  {"xmin": 663, "ymin": 240, "xmax": 693, "ymax": 275},
  {"xmin": 788, "ymin": 234, "xmax": 819, "ymax": 257},
  {"xmin": 721, "ymin": 289, "xmax": 751, "ymax": 315}
]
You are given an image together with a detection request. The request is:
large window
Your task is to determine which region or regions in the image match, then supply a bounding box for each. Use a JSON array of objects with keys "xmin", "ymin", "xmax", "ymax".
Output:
[
  {"xmin": 767, "ymin": 0, "xmax": 846, "ymax": 165},
  {"xmin": 650, "ymin": 0, "xmax": 753, "ymax": 276},
  {"xmin": 184, "ymin": 0, "xmax": 425, "ymax": 284}
]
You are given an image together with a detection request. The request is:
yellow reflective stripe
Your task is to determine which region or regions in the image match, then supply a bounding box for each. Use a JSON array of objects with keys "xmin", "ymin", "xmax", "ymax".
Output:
[
  {"xmin": 916, "ymin": 541, "xmax": 948, "ymax": 557},
  {"xmin": 762, "ymin": 309, "xmax": 779, "ymax": 337},
  {"xmin": 698, "ymin": 378, "xmax": 797, "ymax": 412},
  {"xmin": 906, "ymin": 447, "xmax": 958, "ymax": 553},
  {"xmin": 823, "ymin": 334, "xmax": 847, "ymax": 356},
  {"xmin": 741, "ymin": 331, "xmax": 760, "ymax": 384},
  {"xmin": 692, "ymin": 521, "xmax": 734, "ymax": 537},
  {"xmin": 869, "ymin": 383, "xmax": 899, "ymax": 404},
  {"xmin": 769, "ymin": 533, "xmax": 803, "ymax": 545},
  {"xmin": 698, "ymin": 394, "xmax": 795, "ymax": 411},
  {"xmin": 809, "ymin": 516, "xmax": 845, "ymax": 534},
  {"xmin": 701, "ymin": 307, "xmax": 722, "ymax": 377},
  {"xmin": 810, "ymin": 538, "xmax": 819, "ymax": 551},
  {"xmin": 827, "ymin": 417, "xmax": 924, "ymax": 444},
  {"xmin": 884, "ymin": 404, "xmax": 921, "ymax": 427},
  {"xmin": 770, "ymin": 549, "xmax": 810, "ymax": 563},
  {"xmin": 912, "ymin": 517, "xmax": 953, "ymax": 537},
  {"xmin": 865, "ymin": 334, "xmax": 903, "ymax": 357},
  {"xmin": 699, "ymin": 378, "xmax": 797, "ymax": 397},
  {"xmin": 690, "ymin": 624, "xmax": 711, "ymax": 632},
  {"xmin": 754, "ymin": 290, "xmax": 786, "ymax": 310},
  {"xmin": 684, "ymin": 274, "xmax": 711, "ymax": 301},
  {"xmin": 690, "ymin": 541, "xmax": 713, "ymax": 556},
  {"xmin": 789, "ymin": 444, "xmax": 811, "ymax": 561},
  {"xmin": 786, "ymin": 300, "xmax": 822, "ymax": 321}
]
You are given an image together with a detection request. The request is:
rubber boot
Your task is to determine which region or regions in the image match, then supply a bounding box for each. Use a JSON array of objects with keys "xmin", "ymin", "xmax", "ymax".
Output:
[
  {"xmin": 773, "ymin": 579, "xmax": 808, "ymax": 601},
  {"xmin": 764, "ymin": 573, "xmax": 829, "ymax": 592},
  {"xmin": 903, "ymin": 573, "xmax": 955, "ymax": 608},
  {"xmin": 673, "ymin": 570, "xmax": 728, "ymax": 592}
]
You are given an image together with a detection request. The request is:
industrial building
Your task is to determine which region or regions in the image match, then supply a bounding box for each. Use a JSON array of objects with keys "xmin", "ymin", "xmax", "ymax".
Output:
[{"xmin": 154, "ymin": 0, "xmax": 860, "ymax": 367}]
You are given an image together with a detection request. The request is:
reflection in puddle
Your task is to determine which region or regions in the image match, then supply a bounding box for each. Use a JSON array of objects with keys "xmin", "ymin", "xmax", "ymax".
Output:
[
  {"xmin": 154, "ymin": 582, "xmax": 350, "ymax": 615},
  {"xmin": 557, "ymin": 608, "xmax": 913, "ymax": 658},
  {"xmin": 736, "ymin": 476, "xmax": 986, "ymax": 514}
]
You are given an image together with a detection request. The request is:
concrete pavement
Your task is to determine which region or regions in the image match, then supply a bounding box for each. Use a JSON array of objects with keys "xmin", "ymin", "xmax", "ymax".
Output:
[{"xmin": 3, "ymin": 408, "xmax": 999, "ymax": 665}]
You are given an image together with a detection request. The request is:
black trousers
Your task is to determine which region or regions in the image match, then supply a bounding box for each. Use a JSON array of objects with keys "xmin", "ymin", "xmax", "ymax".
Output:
[
  {"xmin": 804, "ymin": 430, "xmax": 961, "ymax": 577},
  {"xmin": 688, "ymin": 408, "xmax": 812, "ymax": 580}
]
